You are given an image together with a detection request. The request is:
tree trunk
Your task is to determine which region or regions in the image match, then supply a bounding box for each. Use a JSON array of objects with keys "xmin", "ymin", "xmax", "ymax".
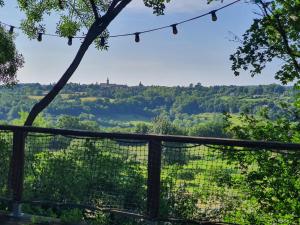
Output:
[
  {"xmin": 24, "ymin": 0, "xmax": 132, "ymax": 126},
  {"xmin": 24, "ymin": 24, "xmax": 99, "ymax": 126}
]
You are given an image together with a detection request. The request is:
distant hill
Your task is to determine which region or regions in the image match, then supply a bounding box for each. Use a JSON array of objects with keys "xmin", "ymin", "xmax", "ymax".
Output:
[{"xmin": 0, "ymin": 83, "xmax": 294, "ymax": 123}]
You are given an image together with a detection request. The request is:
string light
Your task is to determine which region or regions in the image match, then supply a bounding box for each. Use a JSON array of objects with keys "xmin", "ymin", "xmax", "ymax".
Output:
[
  {"xmin": 37, "ymin": 33, "xmax": 43, "ymax": 42},
  {"xmin": 210, "ymin": 10, "xmax": 218, "ymax": 21},
  {"xmin": 0, "ymin": 0, "xmax": 241, "ymax": 45},
  {"xmin": 100, "ymin": 37, "xmax": 106, "ymax": 47},
  {"xmin": 68, "ymin": 36, "xmax": 73, "ymax": 46},
  {"xmin": 9, "ymin": 26, "xmax": 14, "ymax": 34},
  {"xmin": 171, "ymin": 24, "xmax": 178, "ymax": 35},
  {"xmin": 135, "ymin": 33, "xmax": 140, "ymax": 43}
]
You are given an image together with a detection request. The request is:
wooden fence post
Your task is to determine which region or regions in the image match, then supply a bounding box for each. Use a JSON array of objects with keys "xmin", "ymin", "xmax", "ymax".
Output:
[
  {"xmin": 147, "ymin": 139, "xmax": 162, "ymax": 224},
  {"xmin": 10, "ymin": 130, "xmax": 25, "ymax": 218}
]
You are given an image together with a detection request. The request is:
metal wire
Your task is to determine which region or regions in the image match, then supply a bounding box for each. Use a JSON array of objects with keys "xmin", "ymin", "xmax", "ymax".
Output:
[
  {"xmin": 23, "ymin": 134, "xmax": 148, "ymax": 213},
  {"xmin": 0, "ymin": 0, "xmax": 241, "ymax": 39}
]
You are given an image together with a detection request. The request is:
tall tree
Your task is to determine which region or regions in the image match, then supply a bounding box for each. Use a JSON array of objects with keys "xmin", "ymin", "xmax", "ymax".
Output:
[
  {"xmin": 0, "ymin": 25, "xmax": 24, "ymax": 86},
  {"xmin": 230, "ymin": 0, "xmax": 300, "ymax": 85},
  {"xmin": 1, "ymin": 0, "xmax": 176, "ymax": 126}
]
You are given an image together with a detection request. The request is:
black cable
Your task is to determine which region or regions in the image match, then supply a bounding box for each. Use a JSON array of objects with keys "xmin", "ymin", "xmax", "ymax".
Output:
[{"xmin": 0, "ymin": 0, "xmax": 241, "ymax": 40}]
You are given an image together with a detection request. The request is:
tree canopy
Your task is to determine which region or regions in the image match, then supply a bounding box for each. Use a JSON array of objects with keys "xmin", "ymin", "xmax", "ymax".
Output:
[
  {"xmin": 230, "ymin": 0, "xmax": 300, "ymax": 85},
  {"xmin": 15, "ymin": 0, "xmax": 171, "ymax": 43},
  {"xmin": 0, "ymin": 25, "xmax": 24, "ymax": 85}
]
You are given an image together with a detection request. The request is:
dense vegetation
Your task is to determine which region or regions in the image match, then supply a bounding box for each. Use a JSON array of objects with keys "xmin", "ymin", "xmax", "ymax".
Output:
[
  {"xmin": 0, "ymin": 83, "xmax": 299, "ymax": 225},
  {"xmin": 0, "ymin": 100, "xmax": 299, "ymax": 225},
  {"xmin": 0, "ymin": 0, "xmax": 298, "ymax": 223},
  {"xmin": 0, "ymin": 25, "xmax": 24, "ymax": 85},
  {"xmin": 0, "ymin": 83, "xmax": 294, "ymax": 127}
]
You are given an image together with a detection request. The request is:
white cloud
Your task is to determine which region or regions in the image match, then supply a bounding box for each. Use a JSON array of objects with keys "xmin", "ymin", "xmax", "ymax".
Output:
[{"xmin": 127, "ymin": 0, "xmax": 225, "ymax": 13}]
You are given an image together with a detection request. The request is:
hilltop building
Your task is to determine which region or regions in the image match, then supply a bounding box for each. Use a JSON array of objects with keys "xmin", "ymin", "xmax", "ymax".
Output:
[
  {"xmin": 99, "ymin": 78, "xmax": 127, "ymax": 88},
  {"xmin": 98, "ymin": 78, "xmax": 145, "ymax": 87}
]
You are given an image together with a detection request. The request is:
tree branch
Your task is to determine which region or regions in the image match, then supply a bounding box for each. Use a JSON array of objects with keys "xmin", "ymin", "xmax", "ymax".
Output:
[
  {"xmin": 260, "ymin": 1, "xmax": 300, "ymax": 74},
  {"xmin": 106, "ymin": 0, "xmax": 132, "ymax": 19},
  {"xmin": 67, "ymin": 1, "xmax": 89, "ymax": 28},
  {"xmin": 107, "ymin": 0, "xmax": 122, "ymax": 13},
  {"xmin": 24, "ymin": 0, "xmax": 133, "ymax": 126},
  {"xmin": 24, "ymin": 22, "xmax": 100, "ymax": 126},
  {"xmin": 89, "ymin": 0, "xmax": 99, "ymax": 19}
]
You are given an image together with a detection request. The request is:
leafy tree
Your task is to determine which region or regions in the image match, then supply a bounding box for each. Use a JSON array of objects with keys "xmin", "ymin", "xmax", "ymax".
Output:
[
  {"xmin": 160, "ymin": 166, "xmax": 200, "ymax": 221},
  {"xmin": 0, "ymin": 0, "xmax": 179, "ymax": 126},
  {"xmin": 224, "ymin": 106, "xmax": 300, "ymax": 142},
  {"xmin": 189, "ymin": 119, "xmax": 228, "ymax": 138},
  {"xmin": 134, "ymin": 122, "xmax": 150, "ymax": 134},
  {"xmin": 0, "ymin": 25, "xmax": 24, "ymax": 85},
  {"xmin": 24, "ymin": 138, "xmax": 146, "ymax": 221},
  {"xmin": 57, "ymin": 115, "xmax": 99, "ymax": 130},
  {"xmin": 223, "ymin": 108, "xmax": 300, "ymax": 224},
  {"xmin": 151, "ymin": 115, "xmax": 182, "ymax": 135},
  {"xmin": 230, "ymin": 0, "xmax": 300, "ymax": 85}
]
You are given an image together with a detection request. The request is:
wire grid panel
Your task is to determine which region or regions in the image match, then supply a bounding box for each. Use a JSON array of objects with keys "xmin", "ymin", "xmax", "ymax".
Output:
[
  {"xmin": 159, "ymin": 143, "xmax": 300, "ymax": 225},
  {"xmin": 23, "ymin": 133, "xmax": 148, "ymax": 213},
  {"xmin": 0, "ymin": 131, "xmax": 13, "ymax": 202}
]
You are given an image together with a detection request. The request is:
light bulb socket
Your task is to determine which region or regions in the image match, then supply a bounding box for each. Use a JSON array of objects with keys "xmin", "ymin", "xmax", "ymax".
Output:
[
  {"xmin": 59, "ymin": 0, "xmax": 64, "ymax": 9},
  {"xmin": 135, "ymin": 33, "xmax": 140, "ymax": 43},
  {"xmin": 37, "ymin": 33, "xmax": 43, "ymax": 42},
  {"xmin": 171, "ymin": 24, "xmax": 178, "ymax": 35},
  {"xmin": 211, "ymin": 10, "xmax": 217, "ymax": 22},
  {"xmin": 9, "ymin": 26, "xmax": 14, "ymax": 34},
  {"xmin": 68, "ymin": 36, "xmax": 73, "ymax": 46},
  {"xmin": 100, "ymin": 37, "xmax": 106, "ymax": 47}
]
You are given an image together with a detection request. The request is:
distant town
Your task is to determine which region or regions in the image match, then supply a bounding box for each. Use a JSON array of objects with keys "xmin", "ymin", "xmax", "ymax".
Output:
[{"xmin": 96, "ymin": 78, "xmax": 143, "ymax": 88}]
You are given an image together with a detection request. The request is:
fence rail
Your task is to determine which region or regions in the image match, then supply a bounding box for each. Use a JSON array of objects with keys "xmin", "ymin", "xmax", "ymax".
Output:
[{"xmin": 0, "ymin": 125, "xmax": 299, "ymax": 225}]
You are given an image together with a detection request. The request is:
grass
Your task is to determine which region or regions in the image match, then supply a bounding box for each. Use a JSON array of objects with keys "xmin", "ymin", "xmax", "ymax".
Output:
[
  {"xmin": 220, "ymin": 96, "xmax": 232, "ymax": 101},
  {"xmin": 228, "ymin": 114, "xmax": 243, "ymax": 125},
  {"xmin": 60, "ymin": 94, "xmax": 72, "ymax": 99},
  {"xmin": 28, "ymin": 95, "xmax": 44, "ymax": 100},
  {"xmin": 109, "ymin": 114, "xmax": 151, "ymax": 122},
  {"xmin": 80, "ymin": 97, "xmax": 97, "ymax": 102}
]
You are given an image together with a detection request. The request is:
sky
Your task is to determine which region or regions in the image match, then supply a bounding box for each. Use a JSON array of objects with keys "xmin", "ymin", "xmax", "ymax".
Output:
[{"xmin": 0, "ymin": 0, "xmax": 282, "ymax": 86}]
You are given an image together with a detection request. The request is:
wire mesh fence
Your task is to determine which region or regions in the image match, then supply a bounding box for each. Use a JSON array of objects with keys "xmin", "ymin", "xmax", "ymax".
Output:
[
  {"xmin": 0, "ymin": 125, "xmax": 299, "ymax": 225},
  {"xmin": 160, "ymin": 143, "xmax": 300, "ymax": 224},
  {"xmin": 24, "ymin": 133, "xmax": 148, "ymax": 212}
]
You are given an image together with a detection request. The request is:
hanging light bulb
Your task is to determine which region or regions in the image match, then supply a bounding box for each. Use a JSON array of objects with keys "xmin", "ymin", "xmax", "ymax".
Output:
[
  {"xmin": 68, "ymin": 36, "xmax": 73, "ymax": 46},
  {"xmin": 171, "ymin": 24, "xmax": 178, "ymax": 35},
  {"xmin": 9, "ymin": 26, "xmax": 14, "ymax": 34},
  {"xmin": 58, "ymin": 0, "xmax": 64, "ymax": 9},
  {"xmin": 37, "ymin": 33, "xmax": 43, "ymax": 42},
  {"xmin": 135, "ymin": 33, "xmax": 140, "ymax": 43},
  {"xmin": 100, "ymin": 37, "xmax": 106, "ymax": 47},
  {"xmin": 211, "ymin": 10, "xmax": 217, "ymax": 22}
]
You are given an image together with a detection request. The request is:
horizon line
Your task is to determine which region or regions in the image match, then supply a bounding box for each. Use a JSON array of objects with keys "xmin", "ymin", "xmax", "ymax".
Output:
[{"xmin": 2, "ymin": 82, "xmax": 291, "ymax": 88}]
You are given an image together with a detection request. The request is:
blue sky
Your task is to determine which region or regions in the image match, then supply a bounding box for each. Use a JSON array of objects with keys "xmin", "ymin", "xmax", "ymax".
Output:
[{"xmin": 0, "ymin": 0, "xmax": 281, "ymax": 86}]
